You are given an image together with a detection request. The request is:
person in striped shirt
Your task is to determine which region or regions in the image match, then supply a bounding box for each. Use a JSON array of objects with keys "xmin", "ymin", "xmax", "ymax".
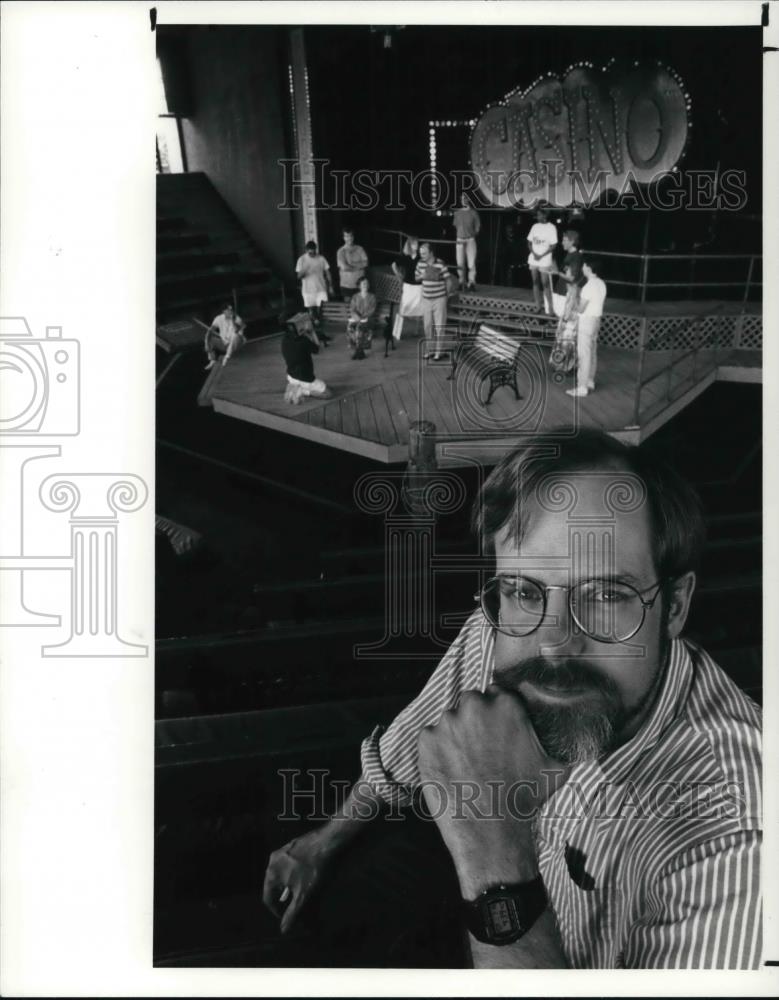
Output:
[
  {"xmin": 263, "ymin": 430, "xmax": 761, "ymax": 969},
  {"xmin": 415, "ymin": 241, "xmax": 451, "ymax": 360}
]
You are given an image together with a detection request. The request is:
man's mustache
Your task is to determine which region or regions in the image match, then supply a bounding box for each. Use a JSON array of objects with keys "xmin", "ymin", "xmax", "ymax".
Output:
[{"xmin": 493, "ymin": 656, "xmax": 619, "ymax": 699}]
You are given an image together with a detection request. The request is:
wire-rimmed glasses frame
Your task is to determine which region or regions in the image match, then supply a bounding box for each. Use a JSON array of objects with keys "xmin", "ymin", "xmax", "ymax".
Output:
[{"xmin": 475, "ymin": 574, "xmax": 667, "ymax": 644}]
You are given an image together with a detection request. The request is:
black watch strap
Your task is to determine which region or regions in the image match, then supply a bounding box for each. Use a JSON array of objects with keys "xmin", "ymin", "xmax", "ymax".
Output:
[{"xmin": 463, "ymin": 876, "xmax": 547, "ymax": 945}]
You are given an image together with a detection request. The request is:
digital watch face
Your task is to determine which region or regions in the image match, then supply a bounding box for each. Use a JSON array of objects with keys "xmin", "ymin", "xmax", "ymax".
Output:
[
  {"xmin": 0, "ymin": 343, "xmax": 47, "ymax": 431},
  {"xmin": 483, "ymin": 894, "xmax": 521, "ymax": 942}
]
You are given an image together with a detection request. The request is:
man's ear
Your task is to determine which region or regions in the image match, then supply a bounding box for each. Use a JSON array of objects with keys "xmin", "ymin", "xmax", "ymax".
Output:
[{"xmin": 666, "ymin": 571, "xmax": 697, "ymax": 639}]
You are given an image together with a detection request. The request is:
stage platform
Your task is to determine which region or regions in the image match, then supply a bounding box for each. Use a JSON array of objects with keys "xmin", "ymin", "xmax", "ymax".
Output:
[{"xmin": 200, "ymin": 285, "xmax": 761, "ymax": 467}]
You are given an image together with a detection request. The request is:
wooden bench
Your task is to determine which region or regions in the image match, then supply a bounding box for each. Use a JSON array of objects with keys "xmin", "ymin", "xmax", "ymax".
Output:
[
  {"xmin": 452, "ymin": 324, "xmax": 524, "ymax": 404},
  {"xmin": 447, "ymin": 303, "xmax": 558, "ymax": 381}
]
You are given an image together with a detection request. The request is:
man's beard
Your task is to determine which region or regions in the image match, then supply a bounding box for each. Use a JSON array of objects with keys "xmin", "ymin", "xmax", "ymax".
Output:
[{"xmin": 493, "ymin": 653, "xmax": 663, "ymax": 767}]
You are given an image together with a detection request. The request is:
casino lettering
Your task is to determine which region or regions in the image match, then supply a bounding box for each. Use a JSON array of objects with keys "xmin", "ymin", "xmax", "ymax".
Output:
[{"xmin": 470, "ymin": 62, "xmax": 691, "ymax": 208}]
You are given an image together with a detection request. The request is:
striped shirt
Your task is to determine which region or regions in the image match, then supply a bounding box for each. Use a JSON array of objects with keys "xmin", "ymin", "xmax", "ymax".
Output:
[
  {"xmin": 415, "ymin": 257, "xmax": 450, "ymax": 299},
  {"xmin": 361, "ymin": 611, "xmax": 762, "ymax": 968}
]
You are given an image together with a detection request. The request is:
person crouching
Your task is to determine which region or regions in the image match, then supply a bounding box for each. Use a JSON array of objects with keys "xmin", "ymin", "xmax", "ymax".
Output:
[{"xmin": 282, "ymin": 313, "xmax": 332, "ymax": 404}]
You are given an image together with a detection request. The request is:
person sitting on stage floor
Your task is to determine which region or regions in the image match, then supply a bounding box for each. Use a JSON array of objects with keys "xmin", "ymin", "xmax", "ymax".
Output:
[
  {"xmin": 295, "ymin": 240, "xmax": 334, "ymax": 343},
  {"xmin": 263, "ymin": 429, "xmax": 761, "ymax": 970},
  {"xmin": 347, "ymin": 277, "xmax": 377, "ymax": 361},
  {"xmin": 281, "ymin": 312, "xmax": 332, "ymax": 404},
  {"xmin": 391, "ymin": 236, "xmax": 424, "ymax": 341},
  {"xmin": 526, "ymin": 206, "xmax": 558, "ymax": 315},
  {"xmin": 453, "ymin": 193, "xmax": 481, "ymax": 290},
  {"xmin": 567, "ymin": 256, "xmax": 607, "ymax": 398},
  {"xmin": 415, "ymin": 241, "xmax": 452, "ymax": 361},
  {"xmin": 337, "ymin": 228, "xmax": 369, "ymax": 301},
  {"xmin": 204, "ymin": 303, "xmax": 246, "ymax": 370}
]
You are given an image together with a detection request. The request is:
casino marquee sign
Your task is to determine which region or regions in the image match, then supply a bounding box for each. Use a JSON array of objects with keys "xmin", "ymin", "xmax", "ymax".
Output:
[{"xmin": 470, "ymin": 61, "xmax": 692, "ymax": 208}]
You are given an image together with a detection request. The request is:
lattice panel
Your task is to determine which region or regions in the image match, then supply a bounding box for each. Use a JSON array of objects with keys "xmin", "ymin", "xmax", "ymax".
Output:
[
  {"xmin": 456, "ymin": 292, "xmax": 538, "ymax": 316},
  {"xmin": 647, "ymin": 315, "xmax": 739, "ymax": 351},
  {"xmin": 739, "ymin": 314, "xmax": 763, "ymax": 350},
  {"xmin": 598, "ymin": 314, "xmax": 642, "ymax": 349}
]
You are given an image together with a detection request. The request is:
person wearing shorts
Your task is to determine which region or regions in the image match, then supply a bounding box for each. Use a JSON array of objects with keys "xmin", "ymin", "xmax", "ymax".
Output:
[
  {"xmin": 204, "ymin": 303, "xmax": 246, "ymax": 369},
  {"xmin": 526, "ymin": 207, "xmax": 558, "ymax": 315},
  {"xmin": 295, "ymin": 241, "xmax": 333, "ymax": 340}
]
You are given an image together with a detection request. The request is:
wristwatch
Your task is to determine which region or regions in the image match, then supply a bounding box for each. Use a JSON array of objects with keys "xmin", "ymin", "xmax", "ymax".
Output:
[{"xmin": 463, "ymin": 877, "xmax": 547, "ymax": 945}]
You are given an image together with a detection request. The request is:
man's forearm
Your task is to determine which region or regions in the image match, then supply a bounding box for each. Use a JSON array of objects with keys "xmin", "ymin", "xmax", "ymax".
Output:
[{"xmin": 313, "ymin": 774, "xmax": 387, "ymax": 853}]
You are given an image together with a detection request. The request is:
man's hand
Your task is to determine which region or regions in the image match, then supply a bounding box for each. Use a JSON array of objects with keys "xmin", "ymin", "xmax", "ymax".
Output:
[
  {"xmin": 416, "ymin": 685, "xmax": 568, "ymax": 895},
  {"xmin": 262, "ymin": 828, "xmax": 336, "ymax": 934}
]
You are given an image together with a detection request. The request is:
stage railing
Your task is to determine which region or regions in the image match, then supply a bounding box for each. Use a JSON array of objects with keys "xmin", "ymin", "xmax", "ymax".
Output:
[
  {"xmin": 593, "ymin": 251, "xmax": 761, "ymax": 305},
  {"xmin": 631, "ymin": 306, "xmax": 733, "ymax": 427},
  {"xmin": 368, "ymin": 227, "xmax": 761, "ymax": 303}
]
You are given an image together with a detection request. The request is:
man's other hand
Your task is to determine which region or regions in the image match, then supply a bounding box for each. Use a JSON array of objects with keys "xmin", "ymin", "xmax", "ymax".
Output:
[
  {"xmin": 262, "ymin": 829, "xmax": 335, "ymax": 934},
  {"xmin": 416, "ymin": 686, "xmax": 568, "ymax": 889}
]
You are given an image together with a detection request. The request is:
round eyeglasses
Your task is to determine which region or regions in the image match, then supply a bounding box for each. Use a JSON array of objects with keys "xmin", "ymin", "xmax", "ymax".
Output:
[{"xmin": 476, "ymin": 575, "xmax": 666, "ymax": 644}]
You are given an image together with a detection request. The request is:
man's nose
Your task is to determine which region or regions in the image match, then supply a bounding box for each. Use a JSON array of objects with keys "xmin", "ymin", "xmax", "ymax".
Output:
[{"xmin": 537, "ymin": 587, "xmax": 587, "ymax": 659}]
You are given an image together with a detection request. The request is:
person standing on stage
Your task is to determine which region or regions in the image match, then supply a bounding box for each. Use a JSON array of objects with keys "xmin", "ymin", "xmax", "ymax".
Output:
[
  {"xmin": 295, "ymin": 241, "xmax": 334, "ymax": 340},
  {"xmin": 568, "ymin": 256, "xmax": 607, "ymax": 398},
  {"xmin": 415, "ymin": 241, "xmax": 451, "ymax": 360},
  {"xmin": 391, "ymin": 236, "xmax": 424, "ymax": 341},
  {"xmin": 337, "ymin": 228, "xmax": 369, "ymax": 301},
  {"xmin": 391, "ymin": 235, "xmax": 420, "ymax": 285},
  {"xmin": 526, "ymin": 207, "xmax": 558, "ymax": 315},
  {"xmin": 453, "ymin": 194, "xmax": 481, "ymax": 290},
  {"xmin": 551, "ymin": 228, "xmax": 585, "ymax": 329},
  {"xmin": 204, "ymin": 303, "xmax": 246, "ymax": 370},
  {"xmin": 347, "ymin": 277, "xmax": 378, "ymax": 361}
]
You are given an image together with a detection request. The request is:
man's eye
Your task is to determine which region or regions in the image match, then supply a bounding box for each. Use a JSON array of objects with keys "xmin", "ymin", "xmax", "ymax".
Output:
[
  {"xmin": 500, "ymin": 580, "xmax": 542, "ymax": 604},
  {"xmin": 592, "ymin": 587, "xmax": 631, "ymax": 603}
]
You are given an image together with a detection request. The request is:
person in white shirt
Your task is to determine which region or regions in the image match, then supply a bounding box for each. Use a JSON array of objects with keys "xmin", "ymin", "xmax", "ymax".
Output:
[
  {"xmin": 567, "ymin": 257, "xmax": 607, "ymax": 397},
  {"xmin": 204, "ymin": 303, "xmax": 246, "ymax": 370},
  {"xmin": 526, "ymin": 207, "xmax": 558, "ymax": 315},
  {"xmin": 295, "ymin": 240, "xmax": 334, "ymax": 340}
]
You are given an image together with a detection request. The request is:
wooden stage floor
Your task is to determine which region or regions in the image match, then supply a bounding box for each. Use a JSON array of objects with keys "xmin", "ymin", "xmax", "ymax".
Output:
[{"xmin": 201, "ymin": 316, "xmax": 759, "ymax": 466}]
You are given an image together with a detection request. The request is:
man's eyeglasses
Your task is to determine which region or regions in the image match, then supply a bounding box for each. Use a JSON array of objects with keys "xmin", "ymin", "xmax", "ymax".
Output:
[{"xmin": 475, "ymin": 575, "xmax": 666, "ymax": 644}]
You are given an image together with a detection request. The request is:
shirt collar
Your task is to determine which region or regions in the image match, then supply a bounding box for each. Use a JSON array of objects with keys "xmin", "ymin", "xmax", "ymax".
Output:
[{"xmin": 556, "ymin": 638, "xmax": 694, "ymax": 804}]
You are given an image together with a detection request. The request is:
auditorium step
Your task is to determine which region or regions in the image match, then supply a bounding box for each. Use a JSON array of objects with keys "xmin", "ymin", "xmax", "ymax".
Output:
[{"xmin": 156, "ymin": 172, "xmax": 288, "ymax": 332}]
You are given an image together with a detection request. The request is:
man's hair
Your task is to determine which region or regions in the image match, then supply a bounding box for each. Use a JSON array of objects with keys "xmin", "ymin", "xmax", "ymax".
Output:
[
  {"xmin": 419, "ymin": 241, "xmax": 433, "ymax": 252},
  {"xmin": 223, "ymin": 302, "xmax": 233, "ymax": 310},
  {"xmin": 563, "ymin": 229, "xmax": 581, "ymax": 247},
  {"xmin": 342, "ymin": 228, "xmax": 354, "ymax": 237},
  {"xmin": 472, "ymin": 429, "xmax": 707, "ymax": 581},
  {"xmin": 582, "ymin": 255, "xmax": 602, "ymax": 274},
  {"xmin": 535, "ymin": 207, "xmax": 549, "ymax": 220},
  {"xmin": 305, "ymin": 240, "xmax": 317, "ymax": 251}
]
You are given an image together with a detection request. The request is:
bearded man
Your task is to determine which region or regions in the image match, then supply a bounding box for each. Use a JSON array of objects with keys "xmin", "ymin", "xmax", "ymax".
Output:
[{"xmin": 263, "ymin": 430, "xmax": 761, "ymax": 969}]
